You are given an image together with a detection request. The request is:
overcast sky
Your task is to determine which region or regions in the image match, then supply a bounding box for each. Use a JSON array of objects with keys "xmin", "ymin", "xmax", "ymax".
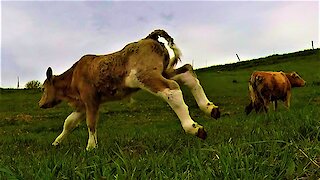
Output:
[{"xmin": 1, "ymin": 1, "xmax": 319, "ymax": 88}]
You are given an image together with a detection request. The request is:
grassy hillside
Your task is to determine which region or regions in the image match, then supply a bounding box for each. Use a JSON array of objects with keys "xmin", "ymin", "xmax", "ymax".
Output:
[
  {"xmin": 197, "ymin": 49, "xmax": 319, "ymax": 72},
  {"xmin": 0, "ymin": 49, "xmax": 319, "ymax": 179}
]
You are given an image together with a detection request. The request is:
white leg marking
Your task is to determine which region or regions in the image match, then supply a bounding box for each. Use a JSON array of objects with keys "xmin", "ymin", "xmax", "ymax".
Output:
[
  {"xmin": 157, "ymin": 88, "xmax": 202, "ymax": 135},
  {"xmin": 86, "ymin": 129, "xmax": 97, "ymax": 151},
  {"xmin": 172, "ymin": 72, "xmax": 218, "ymax": 116},
  {"xmin": 52, "ymin": 112, "xmax": 84, "ymax": 146}
]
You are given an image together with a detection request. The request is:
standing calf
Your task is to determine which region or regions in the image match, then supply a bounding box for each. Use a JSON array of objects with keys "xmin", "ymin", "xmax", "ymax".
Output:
[
  {"xmin": 245, "ymin": 71, "xmax": 305, "ymax": 114},
  {"xmin": 39, "ymin": 30, "xmax": 220, "ymax": 150}
]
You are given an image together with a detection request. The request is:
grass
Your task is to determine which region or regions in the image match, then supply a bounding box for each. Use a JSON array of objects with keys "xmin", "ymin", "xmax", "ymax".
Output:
[{"xmin": 0, "ymin": 49, "xmax": 319, "ymax": 179}]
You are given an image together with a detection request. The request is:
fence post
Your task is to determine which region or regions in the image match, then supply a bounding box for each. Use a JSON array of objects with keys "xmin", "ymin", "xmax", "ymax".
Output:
[
  {"xmin": 17, "ymin": 76, "xmax": 20, "ymax": 89},
  {"xmin": 312, "ymin": 41, "xmax": 314, "ymax": 50},
  {"xmin": 236, "ymin": 54, "xmax": 241, "ymax": 61}
]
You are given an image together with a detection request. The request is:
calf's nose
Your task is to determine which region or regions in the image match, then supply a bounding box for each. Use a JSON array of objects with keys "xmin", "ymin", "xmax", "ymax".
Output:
[{"xmin": 39, "ymin": 101, "xmax": 47, "ymax": 109}]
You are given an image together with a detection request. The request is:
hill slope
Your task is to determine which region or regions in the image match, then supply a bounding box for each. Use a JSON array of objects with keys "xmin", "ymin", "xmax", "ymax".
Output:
[{"xmin": 197, "ymin": 48, "xmax": 319, "ymax": 72}]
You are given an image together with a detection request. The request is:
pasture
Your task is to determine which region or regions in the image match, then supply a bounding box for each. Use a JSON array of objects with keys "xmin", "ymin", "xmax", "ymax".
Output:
[{"xmin": 0, "ymin": 49, "xmax": 319, "ymax": 179}]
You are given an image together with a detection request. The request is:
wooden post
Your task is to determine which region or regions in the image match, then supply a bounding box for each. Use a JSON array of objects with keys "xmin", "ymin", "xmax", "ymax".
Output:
[
  {"xmin": 312, "ymin": 41, "xmax": 314, "ymax": 50},
  {"xmin": 17, "ymin": 76, "xmax": 20, "ymax": 89},
  {"xmin": 236, "ymin": 54, "xmax": 241, "ymax": 61}
]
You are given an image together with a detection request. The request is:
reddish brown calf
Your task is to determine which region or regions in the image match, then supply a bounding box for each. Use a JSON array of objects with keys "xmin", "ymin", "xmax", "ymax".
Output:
[{"xmin": 245, "ymin": 71, "xmax": 305, "ymax": 114}]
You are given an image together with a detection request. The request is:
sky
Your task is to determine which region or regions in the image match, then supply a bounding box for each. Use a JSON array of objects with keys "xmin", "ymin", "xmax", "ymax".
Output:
[{"xmin": 1, "ymin": 1, "xmax": 319, "ymax": 88}]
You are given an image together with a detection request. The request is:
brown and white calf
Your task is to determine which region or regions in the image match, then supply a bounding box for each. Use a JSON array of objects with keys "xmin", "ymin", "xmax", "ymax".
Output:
[
  {"xmin": 39, "ymin": 29, "xmax": 220, "ymax": 150},
  {"xmin": 245, "ymin": 71, "xmax": 305, "ymax": 114}
]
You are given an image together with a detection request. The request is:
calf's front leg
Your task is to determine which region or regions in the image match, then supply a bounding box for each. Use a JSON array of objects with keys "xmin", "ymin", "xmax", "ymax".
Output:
[
  {"xmin": 52, "ymin": 111, "xmax": 85, "ymax": 146},
  {"xmin": 85, "ymin": 103, "xmax": 99, "ymax": 151}
]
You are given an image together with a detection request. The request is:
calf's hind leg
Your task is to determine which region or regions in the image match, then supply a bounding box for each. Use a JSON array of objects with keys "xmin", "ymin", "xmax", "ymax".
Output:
[
  {"xmin": 52, "ymin": 111, "xmax": 85, "ymax": 146},
  {"xmin": 284, "ymin": 92, "xmax": 291, "ymax": 110},
  {"xmin": 167, "ymin": 64, "xmax": 220, "ymax": 119}
]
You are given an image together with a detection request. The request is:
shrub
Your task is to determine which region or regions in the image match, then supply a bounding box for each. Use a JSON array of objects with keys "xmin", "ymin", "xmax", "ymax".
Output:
[{"xmin": 25, "ymin": 80, "xmax": 41, "ymax": 89}]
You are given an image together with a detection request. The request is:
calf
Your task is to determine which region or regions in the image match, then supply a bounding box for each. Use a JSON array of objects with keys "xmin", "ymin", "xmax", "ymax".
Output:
[
  {"xmin": 245, "ymin": 71, "xmax": 305, "ymax": 114},
  {"xmin": 39, "ymin": 29, "xmax": 220, "ymax": 150}
]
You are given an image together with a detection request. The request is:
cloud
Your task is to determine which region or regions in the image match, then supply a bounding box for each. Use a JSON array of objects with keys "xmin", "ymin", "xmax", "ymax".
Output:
[
  {"xmin": 1, "ymin": 1, "xmax": 318, "ymax": 88},
  {"xmin": 160, "ymin": 12, "xmax": 174, "ymax": 22},
  {"xmin": 175, "ymin": 1, "xmax": 319, "ymax": 67},
  {"xmin": 262, "ymin": 2, "xmax": 319, "ymax": 50},
  {"xmin": 1, "ymin": 1, "xmax": 126, "ymax": 87}
]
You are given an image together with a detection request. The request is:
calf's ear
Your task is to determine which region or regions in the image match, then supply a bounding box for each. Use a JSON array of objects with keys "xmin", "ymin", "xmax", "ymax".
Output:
[
  {"xmin": 291, "ymin": 72, "xmax": 298, "ymax": 77},
  {"xmin": 46, "ymin": 67, "xmax": 53, "ymax": 81}
]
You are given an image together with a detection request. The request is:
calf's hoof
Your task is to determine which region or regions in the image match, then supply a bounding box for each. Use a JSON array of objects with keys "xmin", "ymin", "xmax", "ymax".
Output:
[
  {"xmin": 86, "ymin": 146, "xmax": 96, "ymax": 151},
  {"xmin": 211, "ymin": 107, "xmax": 221, "ymax": 119},
  {"xmin": 52, "ymin": 141, "xmax": 60, "ymax": 146},
  {"xmin": 86, "ymin": 143, "xmax": 98, "ymax": 151},
  {"xmin": 196, "ymin": 127, "xmax": 207, "ymax": 140}
]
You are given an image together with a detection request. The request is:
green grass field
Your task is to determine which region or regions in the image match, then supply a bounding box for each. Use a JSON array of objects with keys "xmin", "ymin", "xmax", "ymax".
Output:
[{"xmin": 1, "ymin": 50, "xmax": 319, "ymax": 179}]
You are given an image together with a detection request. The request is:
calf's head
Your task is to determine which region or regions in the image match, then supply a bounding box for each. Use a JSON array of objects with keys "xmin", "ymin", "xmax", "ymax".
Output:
[
  {"xmin": 285, "ymin": 72, "xmax": 306, "ymax": 87},
  {"xmin": 39, "ymin": 67, "xmax": 62, "ymax": 109}
]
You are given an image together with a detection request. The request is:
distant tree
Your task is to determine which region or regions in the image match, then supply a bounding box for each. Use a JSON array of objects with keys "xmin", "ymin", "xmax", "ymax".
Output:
[{"xmin": 25, "ymin": 80, "xmax": 41, "ymax": 89}]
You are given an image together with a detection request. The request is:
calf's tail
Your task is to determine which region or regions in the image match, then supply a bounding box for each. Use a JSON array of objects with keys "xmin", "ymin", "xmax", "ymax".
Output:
[{"xmin": 145, "ymin": 29, "xmax": 181, "ymax": 68}]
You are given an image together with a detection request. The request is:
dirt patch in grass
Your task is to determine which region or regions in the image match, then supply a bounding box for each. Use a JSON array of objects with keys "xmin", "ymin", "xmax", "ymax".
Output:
[
  {"xmin": 310, "ymin": 97, "xmax": 320, "ymax": 105},
  {"xmin": 3, "ymin": 114, "xmax": 33, "ymax": 123}
]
